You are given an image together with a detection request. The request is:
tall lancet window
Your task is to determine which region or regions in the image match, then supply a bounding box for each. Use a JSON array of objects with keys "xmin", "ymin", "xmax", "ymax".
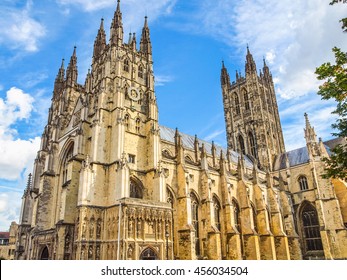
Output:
[
  {"xmin": 234, "ymin": 93, "xmax": 240, "ymax": 115},
  {"xmin": 138, "ymin": 65, "xmax": 143, "ymax": 79},
  {"xmin": 232, "ymin": 199, "xmax": 241, "ymax": 233},
  {"xmin": 244, "ymin": 90, "xmax": 250, "ymax": 111},
  {"xmin": 123, "ymin": 59, "xmax": 129, "ymax": 72},
  {"xmin": 238, "ymin": 135, "xmax": 245, "ymax": 155},
  {"xmin": 248, "ymin": 132, "xmax": 257, "ymax": 159},
  {"xmin": 191, "ymin": 192, "xmax": 200, "ymax": 256},
  {"xmin": 213, "ymin": 196, "xmax": 221, "ymax": 231}
]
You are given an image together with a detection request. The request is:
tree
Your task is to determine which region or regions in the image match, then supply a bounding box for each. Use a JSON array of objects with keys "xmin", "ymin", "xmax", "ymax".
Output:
[
  {"xmin": 315, "ymin": 1, "xmax": 347, "ymax": 180},
  {"xmin": 330, "ymin": 0, "xmax": 347, "ymax": 32}
]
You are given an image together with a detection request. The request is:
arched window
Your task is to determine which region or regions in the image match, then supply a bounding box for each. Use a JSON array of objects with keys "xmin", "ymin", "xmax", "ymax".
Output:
[
  {"xmin": 298, "ymin": 176, "xmax": 308, "ymax": 191},
  {"xmin": 248, "ymin": 132, "xmax": 257, "ymax": 159},
  {"xmin": 62, "ymin": 145, "xmax": 73, "ymax": 185},
  {"xmin": 232, "ymin": 199, "xmax": 241, "ymax": 232},
  {"xmin": 135, "ymin": 118, "xmax": 141, "ymax": 134},
  {"xmin": 167, "ymin": 187, "xmax": 174, "ymax": 208},
  {"xmin": 190, "ymin": 192, "xmax": 200, "ymax": 256},
  {"xmin": 234, "ymin": 93, "xmax": 240, "ymax": 115},
  {"xmin": 213, "ymin": 196, "xmax": 221, "ymax": 231},
  {"xmin": 301, "ymin": 203, "xmax": 323, "ymax": 252},
  {"xmin": 124, "ymin": 114, "xmax": 129, "ymax": 131},
  {"xmin": 244, "ymin": 90, "xmax": 250, "ymax": 111},
  {"xmin": 138, "ymin": 65, "xmax": 143, "ymax": 79},
  {"xmin": 238, "ymin": 135, "xmax": 245, "ymax": 155},
  {"xmin": 123, "ymin": 59, "xmax": 129, "ymax": 72},
  {"xmin": 130, "ymin": 179, "xmax": 143, "ymax": 199}
]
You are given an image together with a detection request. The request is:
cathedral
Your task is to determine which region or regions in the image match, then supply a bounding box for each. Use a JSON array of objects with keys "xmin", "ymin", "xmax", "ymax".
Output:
[{"xmin": 15, "ymin": 1, "xmax": 347, "ymax": 260}]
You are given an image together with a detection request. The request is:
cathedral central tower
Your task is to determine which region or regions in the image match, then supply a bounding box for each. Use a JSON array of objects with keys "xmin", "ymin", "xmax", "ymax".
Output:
[{"xmin": 221, "ymin": 48, "xmax": 285, "ymax": 171}]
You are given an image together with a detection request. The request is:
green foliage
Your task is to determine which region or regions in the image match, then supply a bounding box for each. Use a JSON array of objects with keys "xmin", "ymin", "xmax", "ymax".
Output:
[
  {"xmin": 315, "ymin": 47, "xmax": 347, "ymax": 180},
  {"xmin": 329, "ymin": 0, "xmax": 347, "ymax": 32}
]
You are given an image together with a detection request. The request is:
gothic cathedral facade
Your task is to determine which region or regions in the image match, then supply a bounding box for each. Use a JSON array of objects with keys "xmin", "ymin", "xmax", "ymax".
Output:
[{"xmin": 16, "ymin": 1, "xmax": 347, "ymax": 260}]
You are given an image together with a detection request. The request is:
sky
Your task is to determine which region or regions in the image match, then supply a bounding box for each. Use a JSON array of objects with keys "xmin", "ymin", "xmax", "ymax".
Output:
[{"xmin": 0, "ymin": 0, "xmax": 346, "ymax": 231}]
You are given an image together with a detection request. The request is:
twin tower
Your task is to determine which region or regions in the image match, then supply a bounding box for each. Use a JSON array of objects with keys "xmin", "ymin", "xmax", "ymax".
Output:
[{"xmin": 15, "ymin": 0, "xmax": 347, "ymax": 261}]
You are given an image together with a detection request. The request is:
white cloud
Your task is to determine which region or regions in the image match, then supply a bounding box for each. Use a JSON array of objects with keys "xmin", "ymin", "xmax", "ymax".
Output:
[
  {"xmin": 57, "ymin": 0, "xmax": 177, "ymax": 32},
  {"xmin": 204, "ymin": 129, "xmax": 225, "ymax": 142},
  {"xmin": 0, "ymin": 2, "xmax": 46, "ymax": 52},
  {"xmin": 155, "ymin": 75, "xmax": 174, "ymax": 86},
  {"xmin": 197, "ymin": 0, "xmax": 347, "ymax": 100},
  {"xmin": 0, "ymin": 87, "xmax": 40, "ymax": 180},
  {"xmin": 0, "ymin": 191, "xmax": 22, "ymax": 231}
]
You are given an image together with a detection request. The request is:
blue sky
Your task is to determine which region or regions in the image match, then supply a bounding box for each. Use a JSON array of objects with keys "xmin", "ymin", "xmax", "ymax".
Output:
[{"xmin": 0, "ymin": 0, "xmax": 346, "ymax": 231}]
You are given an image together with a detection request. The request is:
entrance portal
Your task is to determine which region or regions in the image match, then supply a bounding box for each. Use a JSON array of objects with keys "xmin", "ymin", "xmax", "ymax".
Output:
[
  {"xmin": 40, "ymin": 246, "xmax": 49, "ymax": 260},
  {"xmin": 139, "ymin": 247, "xmax": 158, "ymax": 260}
]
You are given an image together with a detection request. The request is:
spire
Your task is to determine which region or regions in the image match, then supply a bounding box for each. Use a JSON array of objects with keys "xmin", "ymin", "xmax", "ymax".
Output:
[
  {"xmin": 304, "ymin": 113, "xmax": 317, "ymax": 144},
  {"xmin": 53, "ymin": 58, "xmax": 65, "ymax": 98},
  {"xmin": 140, "ymin": 16, "xmax": 152, "ymax": 56},
  {"xmin": 93, "ymin": 18, "xmax": 106, "ymax": 59},
  {"xmin": 211, "ymin": 141, "xmax": 217, "ymax": 166},
  {"xmin": 221, "ymin": 61, "xmax": 230, "ymax": 86},
  {"xmin": 131, "ymin": 32, "xmax": 137, "ymax": 50},
  {"xmin": 262, "ymin": 57, "xmax": 271, "ymax": 79},
  {"xmin": 194, "ymin": 134, "xmax": 199, "ymax": 162},
  {"xmin": 66, "ymin": 46, "xmax": 78, "ymax": 87},
  {"xmin": 245, "ymin": 46, "xmax": 257, "ymax": 75},
  {"xmin": 110, "ymin": 0, "xmax": 124, "ymax": 46}
]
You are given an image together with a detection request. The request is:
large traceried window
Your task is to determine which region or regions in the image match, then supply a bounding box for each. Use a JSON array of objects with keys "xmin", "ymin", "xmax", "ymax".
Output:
[
  {"xmin": 298, "ymin": 176, "xmax": 309, "ymax": 191},
  {"xmin": 301, "ymin": 203, "xmax": 323, "ymax": 252},
  {"xmin": 191, "ymin": 192, "xmax": 200, "ymax": 256}
]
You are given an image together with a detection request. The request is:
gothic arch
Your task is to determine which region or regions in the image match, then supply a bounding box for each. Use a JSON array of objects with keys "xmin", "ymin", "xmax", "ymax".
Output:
[
  {"xmin": 162, "ymin": 148, "xmax": 174, "ymax": 159},
  {"xmin": 238, "ymin": 134, "xmax": 246, "ymax": 155},
  {"xmin": 297, "ymin": 201, "xmax": 323, "ymax": 255},
  {"xmin": 166, "ymin": 185, "xmax": 176, "ymax": 207},
  {"xmin": 129, "ymin": 177, "xmax": 144, "ymax": 199},
  {"xmin": 139, "ymin": 246, "xmax": 158, "ymax": 260},
  {"xmin": 58, "ymin": 139, "xmax": 75, "ymax": 165},
  {"xmin": 40, "ymin": 246, "xmax": 49, "ymax": 260}
]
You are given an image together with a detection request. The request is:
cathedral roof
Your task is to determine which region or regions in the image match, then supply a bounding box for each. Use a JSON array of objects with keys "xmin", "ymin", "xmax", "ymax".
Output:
[
  {"xmin": 273, "ymin": 137, "xmax": 345, "ymax": 170},
  {"xmin": 159, "ymin": 125, "xmax": 254, "ymax": 168}
]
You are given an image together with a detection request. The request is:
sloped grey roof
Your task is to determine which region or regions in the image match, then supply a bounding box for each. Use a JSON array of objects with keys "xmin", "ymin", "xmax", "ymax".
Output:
[
  {"xmin": 274, "ymin": 147, "xmax": 309, "ymax": 170},
  {"xmin": 273, "ymin": 138, "xmax": 343, "ymax": 170},
  {"xmin": 159, "ymin": 125, "xmax": 253, "ymax": 168},
  {"xmin": 324, "ymin": 137, "xmax": 346, "ymax": 150}
]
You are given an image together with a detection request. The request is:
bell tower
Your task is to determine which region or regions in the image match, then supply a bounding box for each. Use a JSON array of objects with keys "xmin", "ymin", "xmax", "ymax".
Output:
[{"xmin": 221, "ymin": 48, "xmax": 285, "ymax": 171}]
